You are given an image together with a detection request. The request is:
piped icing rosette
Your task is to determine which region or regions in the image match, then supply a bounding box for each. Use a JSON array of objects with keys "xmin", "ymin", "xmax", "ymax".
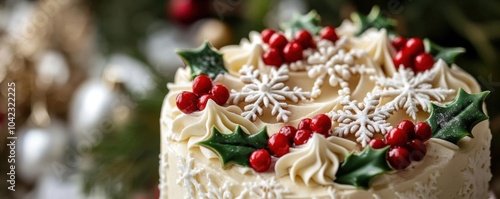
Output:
[{"xmin": 160, "ymin": 7, "xmax": 491, "ymax": 199}]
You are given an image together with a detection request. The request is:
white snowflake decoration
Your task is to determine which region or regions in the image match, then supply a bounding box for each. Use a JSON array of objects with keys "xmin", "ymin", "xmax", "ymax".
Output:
[
  {"xmin": 328, "ymin": 93, "xmax": 394, "ymax": 147},
  {"xmin": 236, "ymin": 176, "xmax": 288, "ymax": 199},
  {"xmin": 229, "ymin": 65, "xmax": 310, "ymax": 122},
  {"xmin": 370, "ymin": 67, "xmax": 454, "ymax": 120},
  {"xmin": 396, "ymin": 171, "xmax": 441, "ymax": 199},
  {"xmin": 205, "ymin": 173, "xmax": 234, "ymax": 199},
  {"xmin": 307, "ymin": 37, "xmax": 375, "ymax": 98},
  {"xmin": 459, "ymin": 138, "xmax": 491, "ymax": 199},
  {"xmin": 177, "ymin": 153, "xmax": 204, "ymax": 199}
]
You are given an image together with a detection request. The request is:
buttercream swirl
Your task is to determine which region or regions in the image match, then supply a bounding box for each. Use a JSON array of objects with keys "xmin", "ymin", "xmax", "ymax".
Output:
[{"xmin": 275, "ymin": 134, "xmax": 358, "ymax": 186}]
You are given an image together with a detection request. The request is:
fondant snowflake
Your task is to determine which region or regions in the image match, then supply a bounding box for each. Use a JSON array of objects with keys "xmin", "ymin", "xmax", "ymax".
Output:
[
  {"xmin": 307, "ymin": 37, "xmax": 375, "ymax": 98},
  {"xmin": 177, "ymin": 153, "xmax": 204, "ymax": 199},
  {"xmin": 328, "ymin": 93, "xmax": 394, "ymax": 147},
  {"xmin": 236, "ymin": 176, "xmax": 288, "ymax": 199},
  {"xmin": 370, "ymin": 67, "xmax": 454, "ymax": 120},
  {"xmin": 229, "ymin": 65, "xmax": 310, "ymax": 122},
  {"xmin": 396, "ymin": 171, "xmax": 441, "ymax": 199}
]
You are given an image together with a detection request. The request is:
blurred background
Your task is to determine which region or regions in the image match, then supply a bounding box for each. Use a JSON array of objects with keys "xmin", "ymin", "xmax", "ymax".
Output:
[{"xmin": 0, "ymin": 0, "xmax": 499, "ymax": 198}]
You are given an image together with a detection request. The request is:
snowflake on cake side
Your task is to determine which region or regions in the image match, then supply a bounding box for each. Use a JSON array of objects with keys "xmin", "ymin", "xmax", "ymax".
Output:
[
  {"xmin": 307, "ymin": 37, "xmax": 375, "ymax": 98},
  {"xmin": 328, "ymin": 93, "xmax": 394, "ymax": 147},
  {"xmin": 370, "ymin": 67, "xmax": 454, "ymax": 120},
  {"xmin": 229, "ymin": 65, "xmax": 310, "ymax": 122}
]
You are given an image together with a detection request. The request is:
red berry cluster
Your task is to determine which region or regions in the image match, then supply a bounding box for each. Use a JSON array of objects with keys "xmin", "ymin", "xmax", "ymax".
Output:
[
  {"xmin": 260, "ymin": 26, "xmax": 339, "ymax": 67},
  {"xmin": 248, "ymin": 114, "xmax": 333, "ymax": 172},
  {"xmin": 369, "ymin": 120, "xmax": 432, "ymax": 170},
  {"xmin": 392, "ymin": 37, "xmax": 434, "ymax": 72},
  {"xmin": 175, "ymin": 75, "xmax": 230, "ymax": 114}
]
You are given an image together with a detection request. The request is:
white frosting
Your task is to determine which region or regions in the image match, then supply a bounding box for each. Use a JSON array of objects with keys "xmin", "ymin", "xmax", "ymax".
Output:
[
  {"xmin": 160, "ymin": 25, "xmax": 491, "ymax": 199},
  {"xmin": 275, "ymin": 134, "xmax": 357, "ymax": 186}
]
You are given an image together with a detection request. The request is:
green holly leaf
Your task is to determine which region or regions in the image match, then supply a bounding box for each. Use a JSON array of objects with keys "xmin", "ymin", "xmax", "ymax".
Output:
[
  {"xmin": 335, "ymin": 146, "xmax": 393, "ymax": 189},
  {"xmin": 176, "ymin": 41, "xmax": 228, "ymax": 80},
  {"xmin": 197, "ymin": 126, "xmax": 269, "ymax": 168},
  {"xmin": 352, "ymin": 6, "xmax": 396, "ymax": 36},
  {"xmin": 424, "ymin": 38, "xmax": 465, "ymax": 65},
  {"xmin": 427, "ymin": 88, "xmax": 489, "ymax": 145},
  {"xmin": 281, "ymin": 10, "xmax": 322, "ymax": 35}
]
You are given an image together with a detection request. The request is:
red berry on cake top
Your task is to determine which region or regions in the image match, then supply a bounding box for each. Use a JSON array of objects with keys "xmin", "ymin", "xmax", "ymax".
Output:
[
  {"xmin": 393, "ymin": 50, "xmax": 413, "ymax": 69},
  {"xmin": 278, "ymin": 125, "xmax": 297, "ymax": 143},
  {"xmin": 414, "ymin": 122, "xmax": 432, "ymax": 141},
  {"xmin": 192, "ymin": 75, "xmax": 212, "ymax": 96},
  {"xmin": 211, "ymin": 84, "xmax": 229, "ymax": 105},
  {"xmin": 406, "ymin": 139, "xmax": 427, "ymax": 161},
  {"xmin": 294, "ymin": 30, "xmax": 314, "ymax": 49},
  {"xmin": 385, "ymin": 127, "xmax": 408, "ymax": 147},
  {"xmin": 262, "ymin": 48, "xmax": 284, "ymax": 67},
  {"xmin": 369, "ymin": 138, "xmax": 387, "ymax": 149},
  {"xmin": 261, "ymin": 29, "xmax": 276, "ymax": 44},
  {"xmin": 392, "ymin": 36, "xmax": 407, "ymax": 51},
  {"xmin": 269, "ymin": 33, "xmax": 288, "ymax": 50},
  {"xmin": 268, "ymin": 133, "xmax": 290, "ymax": 157},
  {"xmin": 310, "ymin": 114, "xmax": 332, "ymax": 135},
  {"xmin": 298, "ymin": 118, "xmax": 312, "ymax": 130},
  {"xmin": 320, "ymin": 26, "xmax": 339, "ymax": 43},
  {"xmin": 249, "ymin": 149, "xmax": 271, "ymax": 172},
  {"xmin": 294, "ymin": 129, "xmax": 312, "ymax": 145},
  {"xmin": 283, "ymin": 41, "xmax": 304, "ymax": 62},
  {"xmin": 404, "ymin": 38, "xmax": 425, "ymax": 56},
  {"xmin": 387, "ymin": 146, "xmax": 411, "ymax": 170},
  {"xmin": 414, "ymin": 52, "xmax": 435, "ymax": 72},
  {"xmin": 198, "ymin": 94, "xmax": 216, "ymax": 111},
  {"xmin": 176, "ymin": 91, "xmax": 199, "ymax": 114}
]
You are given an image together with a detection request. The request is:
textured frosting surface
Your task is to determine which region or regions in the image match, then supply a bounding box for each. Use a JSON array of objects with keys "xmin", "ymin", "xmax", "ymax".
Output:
[{"xmin": 159, "ymin": 24, "xmax": 491, "ymax": 199}]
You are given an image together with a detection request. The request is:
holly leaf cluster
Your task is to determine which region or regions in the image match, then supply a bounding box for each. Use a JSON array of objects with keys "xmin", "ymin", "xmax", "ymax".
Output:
[
  {"xmin": 335, "ymin": 146, "xmax": 393, "ymax": 189},
  {"xmin": 424, "ymin": 38, "xmax": 465, "ymax": 65},
  {"xmin": 176, "ymin": 41, "xmax": 228, "ymax": 80},
  {"xmin": 427, "ymin": 88, "xmax": 489, "ymax": 145},
  {"xmin": 352, "ymin": 6, "xmax": 396, "ymax": 36},
  {"xmin": 197, "ymin": 126, "xmax": 269, "ymax": 168},
  {"xmin": 281, "ymin": 10, "xmax": 322, "ymax": 35}
]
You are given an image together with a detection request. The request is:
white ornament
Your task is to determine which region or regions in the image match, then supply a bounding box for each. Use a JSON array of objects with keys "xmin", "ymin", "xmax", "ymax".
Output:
[
  {"xmin": 370, "ymin": 67, "xmax": 454, "ymax": 120},
  {"xmin": 329, "ymin": 93, "xmax": 394, "ymax": 147},
  {"xmin": 396, "ymin": 171, "xmax": 441, "ymax": 199},
  {"xmin": 237, "ymin": 176, "xmax": 288, "ymax": 199},
  {"xmin": 229, "ymin": 65, "xmax": 310, "ymax": 122},
  {"xmin": 307, "ymin": 37, "xmax": 375, "ymax": 98}
]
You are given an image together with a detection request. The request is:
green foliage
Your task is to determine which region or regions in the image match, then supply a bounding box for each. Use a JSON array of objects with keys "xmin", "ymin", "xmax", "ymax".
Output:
[
  {"xmin": 281, "ymin": 10, "xmax": 322, "ymax": 35},
  {"xmin": 335, "ymin": 146, "xmax": 393, "ymax": 189},
  {"xmin": 198, "ymin": 126, "xmax": 269, "ymax": 168},
  {"xmin": 352, "ymin": 6, "xmax": 396, "ymax": 36},
  {"xmin": 427, "ymin": 88, "xmax": 489, "ymax": 145},
  {"xmin": 176, "ymin": 41, "xmax": 228, "ymax": 80},
  {"xmin": 424, "ymin": 38, "xmax": 465, "ymax": 64}
]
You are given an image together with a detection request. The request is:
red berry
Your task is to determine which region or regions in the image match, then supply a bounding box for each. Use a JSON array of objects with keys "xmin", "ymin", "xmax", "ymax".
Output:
[
  {"xmin": 176, "ymin": 91, "xmax": 199, "ymax": 114},
  {"xmin": 385, "ymin": 128, "xmax": 408, "ymax": 147},
  {"xmin": 268, "ymin": 33, "xmax": 288, "ymax": 50},
  {"xmin": 262, "ymin": 48, "xmax": 284, "ymax": 67},
  {"xmin": 404, "ymin": 38, "xmax": 425, "ymax": 56},
  {"xmin": 320, "ymin": 26, "xmax": 339, "ymax": 43},
  {"xmin": 369, "ymin": 138, "xmax": 387, "ymax": 149},
  {"xmin": 249, "ymin": 149, "xmax": 271, "ymax": 172},
  {"xmin": 211, "ymin": 84, "xmax": 229, "ymax": 105},
  {"xmin": 197, "ymin": 94, "xmax": 216, "ymax": 111},
  {"xmin": 298, "ymin": 118, "xmax": 312, "ymax": 130},
  {"xmin": 278, "ymin": 126, "xmax": 297, "ymax": 142},
  {"xmin": 406, "ymin": 139, "xmax": 427, "ymax": 161},
  {"xmin": 261, "ymin": 29, "xmax": 276, "ymax": 43},
  {"xmin": 283, "ymin": 41, "xmax": 304, "ymax": 62},
  {"xmin": 310, "ymin": 114, "xmax": 332, "ymax": 134},
  {"xmin": 414, "ymin": 53, "xmax": 434, "ymax": 72},
  {"xmin": 397, "ymin": 120, "xmax": 415, "ymax": 140},
  {"xmin": 295, "ymin": 30, "xmax": 314, "ymax": 49},
  {"xmin": 392, "ymin": 36, "xmax": 407, "ymax": 51},
  {"xmin": 294, "ymin": 129, "xmax": 312, "ymax": 145},
  {"xmin": 388, "ymin": 147, "xmax": 411, "ymax": 170},
  {"xmin": 268, "ymin": 133, "xmax": 290, "ymax": 157},
  {"xmin": 192, "ymin": 75, "xmax": 212, "ymax": 96},
  {"xmin": 393, "ymin": 50, "xmax": 413, "ymax": 69},
  {"xmin": 414, "ymin": 122, "xmax": 432, "ymax": 141}
]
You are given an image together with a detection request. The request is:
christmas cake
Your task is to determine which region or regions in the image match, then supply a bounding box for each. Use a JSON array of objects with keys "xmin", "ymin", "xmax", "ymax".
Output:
[{"xmin": 159, "ymin": 8, "xmax": 491, "ymax": 199}]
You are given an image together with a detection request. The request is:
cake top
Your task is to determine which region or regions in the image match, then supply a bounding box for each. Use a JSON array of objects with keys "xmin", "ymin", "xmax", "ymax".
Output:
[{"xmin": 165, "ymin": 7, "xmax": 489, "ymax": 189}]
